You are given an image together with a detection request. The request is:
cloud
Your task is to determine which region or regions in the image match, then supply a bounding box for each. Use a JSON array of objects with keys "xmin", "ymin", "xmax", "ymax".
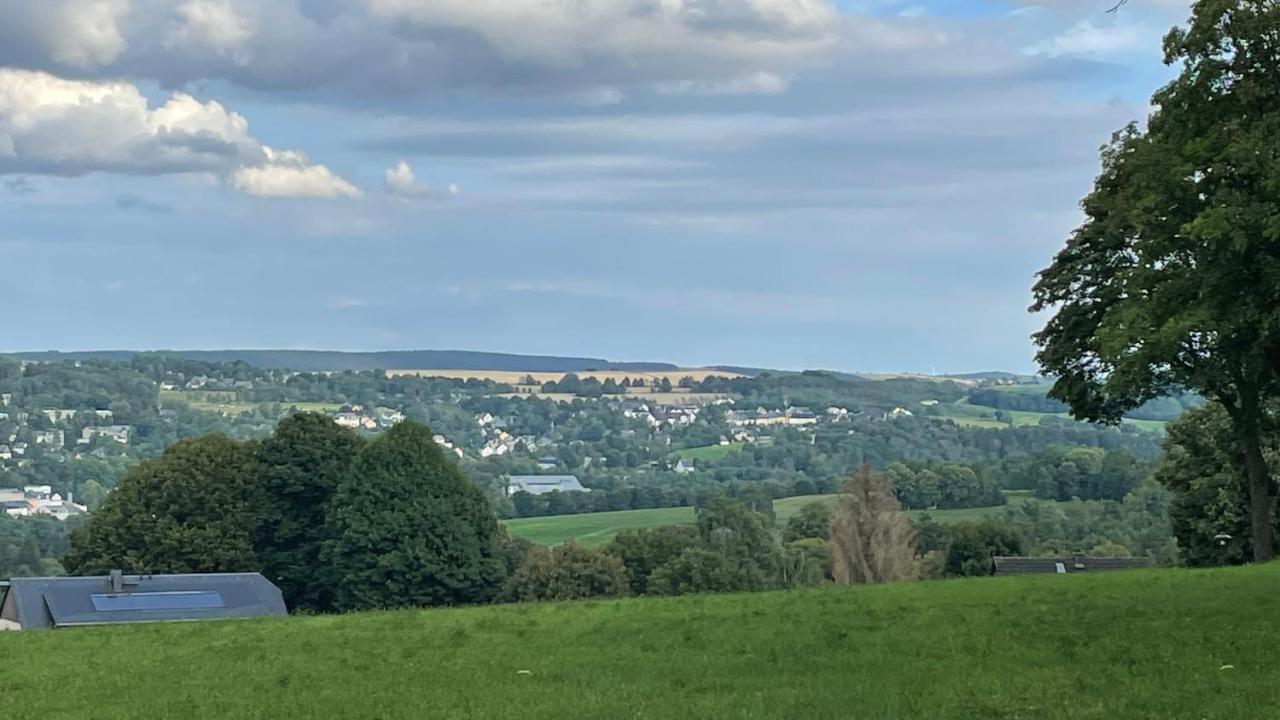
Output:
[
  {"xmin": 0, "ymin": 0, "xmax": 131, "ymax": 70},
  {"xmin": 167, "ymin": 0, "xmax": 255, "ymax": 61},
  {"xmin": 0, "ymin": 68, "xmax": 357, "ymax": 198},
  {"xmin": 232, "ymin": 147, "xmax": 362, "ymax": 199},
  {"xmin": 0, "ymin": 0, "xmax": 843, "ymax": 99},
  {"xmin": 1026, "ymin": 19, "xmax": 1153, "ymax": 58},
  {"xmin": 655, "ymin": 72, "xmax": 789, "ymax": 96},
  {"xmin": 2, "ymin": 176, "xmax": 33, "ymax": 194},
  {"xmin": 384, "ymin": 160, "xmax": 428, "ymax": 197},
  {"xmin": 116, "ymin": 193, "xmax": 174, "ymax": 214}
]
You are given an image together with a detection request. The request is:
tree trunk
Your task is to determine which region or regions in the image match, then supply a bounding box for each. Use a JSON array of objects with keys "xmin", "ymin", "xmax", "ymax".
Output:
[{"xmin": 1242, "ymin": 433, "xmax": 1275, "ymax": 562}]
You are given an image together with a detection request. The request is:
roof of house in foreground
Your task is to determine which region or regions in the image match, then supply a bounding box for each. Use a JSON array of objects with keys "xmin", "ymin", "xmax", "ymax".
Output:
[
  {"xmin": 1, "ymin": 572, "xmax": 287, "ymax": 630},
  {"xmin": 991, "ymin": 556, "xmax": 1153, "ymax": 575}
]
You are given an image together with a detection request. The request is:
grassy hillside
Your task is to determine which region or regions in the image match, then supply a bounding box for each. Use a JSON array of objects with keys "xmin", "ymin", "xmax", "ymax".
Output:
[
  {"xmin": 504, "ymin": 494, "xmax": 1038, "ymax": 547},
  {"xmin": 3, "ymin": 565, "xmax": 1278, "ymax": 719}
]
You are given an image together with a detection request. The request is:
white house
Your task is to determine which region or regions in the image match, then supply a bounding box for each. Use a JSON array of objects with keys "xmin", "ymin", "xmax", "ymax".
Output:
[{"xmin": 507, "ymin": 475, "xmax": 589, "ymax": 496}]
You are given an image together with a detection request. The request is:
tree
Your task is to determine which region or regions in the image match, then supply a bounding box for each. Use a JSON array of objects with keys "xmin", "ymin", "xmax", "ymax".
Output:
[
  {"xmin": 64, "ymin": 435, "xmax": 261, "ymax": 575},
  {"xmin": 828, "ymin": 467, "xmax": 917, "ymax": 584},
  {"xmin": 606, "ymin": 525, "xmax": 701, "ymax": 594},
  {"xmin": 696, "ymin": 496, "xmax": 781, "ymax": 589},
  {"xmin": 327, "ymin": 421, "xmax": 505, "ymax": 611},
  {"xmin": 255, "ymin": 413, "xmax": 364, "ymax": 613},
  {"xmin": 505, "ymin": 543, "xmax": 629, "ymax": 602},
  {"xmin": 1031, "ymin": 1, "xmax": 1280, "ymax": 561},
  {"xmin": 1155, "ymin": 403, "xmax": 1280, "ymax": 565},
  {"xmin": 782, "ymin": 501, "xmax": 832, "ymax": 542},
  {"xmin": 944, "ymin": 522, "xmax": 1023, "ymax": 577}
]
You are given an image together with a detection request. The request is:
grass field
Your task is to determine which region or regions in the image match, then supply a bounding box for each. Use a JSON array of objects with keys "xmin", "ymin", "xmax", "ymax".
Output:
[
  {"xmin": 159, "ymin": 390, "xmax": 341, "ymax": 416},
  {"xmin": 4, "ymin": 564, "xmax": 1279, "ymax": 719},
  {"xmin": 504, "ymin": 494, "xmax": 1038, "ymax": 547},
  {"xmin": 674, "ymin": 443, "xmax": 744, "ymax": 461},
  {"xmin": 933, "ymin": 400, "xmax": 1166, "ymax": 432}
]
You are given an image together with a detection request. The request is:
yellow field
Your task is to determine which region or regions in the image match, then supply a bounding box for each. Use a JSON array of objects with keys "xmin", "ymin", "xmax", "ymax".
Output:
[
  {"xmin": 386, "ymin": 368, "xmax": 742, "ymax": 384},
  {"xmin": 498, "ymin": 391, "xmax": 729, "ymax": 404}
]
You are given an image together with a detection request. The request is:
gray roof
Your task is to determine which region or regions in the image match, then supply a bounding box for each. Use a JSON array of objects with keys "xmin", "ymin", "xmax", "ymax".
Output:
[
  {"xmin": 0, "ymin": 572, "xmax": 287, "ymax": 630},
  {"xmin": 990, "ymin": 556, "xmax": 1152, "ymax": 576},
  {"xmin": 507, "ymin": 475, "xmax": 589, "ymax": 495}
]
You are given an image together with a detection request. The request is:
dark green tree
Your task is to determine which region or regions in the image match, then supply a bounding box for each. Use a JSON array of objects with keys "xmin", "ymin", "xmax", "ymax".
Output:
[
  {"xmin": 606, "ymin": 525, "xmax": 701, "ymax": 594},
  {"xmin": 327, "ymin": 421, "xmax": 505, "ymax": 610},
  {"xmin": 505, "ymin": 542, "xmax": 628, "ymax": 602},
  {"xmin": 64, "ymin": 435, "xmax": 261, "ymax": 575},
  {"xmin": 944, "ymin": 521, "xmax": 1023, "ymax": 577},
  {"xmin": 782, "ymin": 501, "xmax": 832, "ymax": 542},
  {"xmin": 255, "ymin": 413, "xmax": 364, "ymax": 612},
  {"xmin": 1156, "ymin": 403, "xmax": 1280, "ymax": 565},
  {"xmin": 1031, "ymin": 1, "xmax": 1280, "ymax": 560}
]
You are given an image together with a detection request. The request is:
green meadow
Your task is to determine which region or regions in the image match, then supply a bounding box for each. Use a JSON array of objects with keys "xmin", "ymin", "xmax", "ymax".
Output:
[
  {"xmin": 3, "ymin": 564, "xmax": 1278, "ymax": 719},
  {"xmin": 504, "ymin": 494, "xmax": 1038, "ymax": 547}
]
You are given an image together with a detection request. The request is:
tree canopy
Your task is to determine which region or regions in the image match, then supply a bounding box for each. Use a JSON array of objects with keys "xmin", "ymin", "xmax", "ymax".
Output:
[
  {"xmin": 327, "ymin": 421, "xmax": 506, "ymax": 610},
  {"xmin": 1031, "ymin": 0, "xmax": 1280, "ymax": 560}
]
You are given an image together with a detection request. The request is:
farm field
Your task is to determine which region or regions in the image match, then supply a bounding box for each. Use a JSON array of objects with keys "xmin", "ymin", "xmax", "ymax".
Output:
[
  {"xmin": 159, "ymin": 390, "xmax": 341, "ymax": 416},
  {"xmin": 673, "ymin": 443, "xmax": 744, "ymax": 461},
  {"xmin": 932, "ymin": 399, "xmax": 1166, "ymax": 432},
  {"xmin": 504, "ymin": 494, "xmax": 1039, "ymax": 547},
  {"xmin": 4, "ymin": 564, "xmax": 1278, "ymax": 719}
]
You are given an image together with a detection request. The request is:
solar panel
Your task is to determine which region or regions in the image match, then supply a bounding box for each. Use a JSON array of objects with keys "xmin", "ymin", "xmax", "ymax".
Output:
[{"xmin": 90, "ymin": 591, "xmax": 226, "ymax": 612}]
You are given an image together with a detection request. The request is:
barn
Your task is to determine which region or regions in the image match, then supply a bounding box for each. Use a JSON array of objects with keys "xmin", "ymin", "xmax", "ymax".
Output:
[{"xmin": 0, "ymin": 571, "xmax": 287, "ymax": 631}]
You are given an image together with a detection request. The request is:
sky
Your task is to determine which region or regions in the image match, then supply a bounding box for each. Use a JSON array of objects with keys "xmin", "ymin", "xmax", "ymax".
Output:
[{"xmin": 0, "ymin": 0, "xmax": 1195, "ymax": 373}]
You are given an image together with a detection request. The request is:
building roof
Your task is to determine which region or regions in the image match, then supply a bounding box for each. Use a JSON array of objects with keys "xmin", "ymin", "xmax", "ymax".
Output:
[
  {"xmin": 507, "ymin": 475, "xmax": 589, "ymax": 495},
  {"xmin": 990, "ymin": 556, "xmax": 1152, "ymax": 576},
  {"xmin": 0, "ymin": 572, "xmax": 287, "ymax": 630}
]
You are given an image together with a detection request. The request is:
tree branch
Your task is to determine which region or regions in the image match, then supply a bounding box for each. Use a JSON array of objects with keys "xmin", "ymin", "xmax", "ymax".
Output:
[{"xmin": 1106, "ymin": 0, "xmax": 1129, "ymax": 12}]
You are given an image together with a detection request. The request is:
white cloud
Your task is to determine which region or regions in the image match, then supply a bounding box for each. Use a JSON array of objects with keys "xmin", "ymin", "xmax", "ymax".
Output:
[
  {"xmin": 1026, "ymin": 19, "xmax": 1152, "ymax": 58},
  {"xmin": 0, "ymin": 68, "xmax": 357, "ymax": 198},
  {"xmin": 655, "ymin": 72, "xmax": 789, "ymax": 96},
  {"xmin": 167, "ymin": 0, "xmax": 254, "ymax": 61},
  {"xmin": 232, "ymin": 147, "xmax": 362, "ymax": 199},
  {"xmin": 384, "ymin": 160, "xmax": 429, "ymax": 197}
]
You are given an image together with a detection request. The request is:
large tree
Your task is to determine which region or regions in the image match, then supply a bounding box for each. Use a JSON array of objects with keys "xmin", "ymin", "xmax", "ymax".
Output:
[
  {"xmin": 255, "ymin": 413, "xmax": 364, "ymax": 613},
  {"xmin": 1031, "ymin": 0, "xmax": 1280, "ymax": 560},
  {"xmin": 64, "ymin": 435, "xmax": 261, "ymax": 575},
  {"xmin": 327, "ymin": 421, "xmax": 505, "ymax": 610},
  {"xmin": 1156, "ymin": 403, "xmax": 1280, "ymax": 564}
]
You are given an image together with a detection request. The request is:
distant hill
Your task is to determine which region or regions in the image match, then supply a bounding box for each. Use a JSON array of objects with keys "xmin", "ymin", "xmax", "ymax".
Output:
[{"xmin": 13, "ymin": 350, "xmax": 680, "ymax": 373}]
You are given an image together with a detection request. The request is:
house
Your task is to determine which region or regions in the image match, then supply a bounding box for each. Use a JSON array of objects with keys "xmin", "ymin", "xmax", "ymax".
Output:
[
  {"xmin": 92, "ymin": 410, "xmax": 115, "ymax": 420},
  {"xmin": 80, "ymin": 426, "xmax": 131, "ymax": 444},
  {"xmin": 887, "ymin": 407, "xmax": 914, "ymax": 419},
  {"xmin": 535, "ymin": 456, "xmax": 559, "ymax": 471},
  {"xmin": 41, "ymin": 409, "xmax": 79, "ymax": 424},
  {"xmin": 0, "ymin": 393, "xmax": 11, "ymax": 406},
  {"xmin": 507, "ymin": 475, "xmax": 589, "ymax": 496},
  {"xmin": 33, "ymin": 430, "xmax": 65, "ymax": 448},
  {"xmin": 334, "ymin": 412, "xmax": 376, "ymax": 430},
  {"xmin": 0, "ymin": 445, "xmax": 11, "ymax": 461},
  {"xmin": 674, "ymin": 458, "xmax": 696, "ymax": 475},
  {"xmin": 0, "ymin": 571, "xmax": 288, "ymax": 631},
  {"xmin": 990, "ymin": 556, "xmax": 1153, "ymax": 576},
  {"xmin": 11, "ymin": 442, "xmax": 28, "ymax": 456},
  {"xmin": 785, "ymin": 407, "xmax": 818, "ymax": 426}
]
